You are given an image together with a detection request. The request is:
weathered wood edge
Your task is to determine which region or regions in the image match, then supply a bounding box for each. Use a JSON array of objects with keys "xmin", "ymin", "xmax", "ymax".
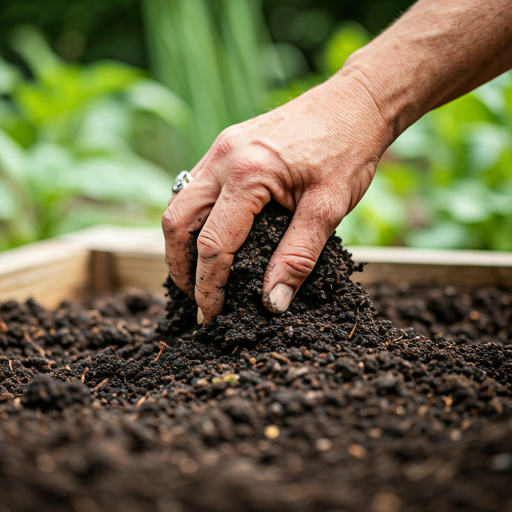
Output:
[
  {"xmin": 60, "ymin": 225, "xmax": 512, "ymax": 267},
  {"xmin": 1, "ymin": 225, "xmax": 512, "ymax": 307},
  {"xmin": 62, "ymin": 226, "xmax": 512, "ymax": 293},
  {"xmin": 0, "ymin": 239, "xmax": 90, "ymax": 308}
]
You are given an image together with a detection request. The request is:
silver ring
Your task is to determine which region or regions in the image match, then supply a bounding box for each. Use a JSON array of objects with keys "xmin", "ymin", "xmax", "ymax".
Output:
[{"xmin": 172, "ymin": 170, "xmax": 194, "ymax": 193}]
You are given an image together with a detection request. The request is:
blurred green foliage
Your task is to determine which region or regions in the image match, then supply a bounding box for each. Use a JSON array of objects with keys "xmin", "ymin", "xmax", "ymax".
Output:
[
  {"xmin": 0, "ymin": 0, "xmax": 511, "ymax": 253},
  {"xmin": 0, "ymin": 26, "xmax": 174, "ymax": 250},
  {"xmin": 141, "ymin": 0, "xmax": 285, "ymax": 169}
]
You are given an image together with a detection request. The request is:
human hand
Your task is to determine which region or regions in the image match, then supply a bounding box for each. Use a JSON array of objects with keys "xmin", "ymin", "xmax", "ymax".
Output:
[{"xmin": 162, "ymin": 69, "xmax": 395, "ymax": 324}]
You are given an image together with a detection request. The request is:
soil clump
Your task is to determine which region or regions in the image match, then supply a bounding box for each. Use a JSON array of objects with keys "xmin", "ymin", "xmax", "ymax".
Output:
[{"xmin": 0, "ymin": 202, "xmax": 511, "ymax": 512}]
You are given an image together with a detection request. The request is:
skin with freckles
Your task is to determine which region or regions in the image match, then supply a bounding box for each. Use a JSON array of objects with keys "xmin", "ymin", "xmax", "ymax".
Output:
[{"xmin": 162, "ymin": 0, "xmax": 512, "ymax": 325}]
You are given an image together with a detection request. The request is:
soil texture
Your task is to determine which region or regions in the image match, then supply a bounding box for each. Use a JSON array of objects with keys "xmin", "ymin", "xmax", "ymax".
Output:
[
  {"xmin": 368, "ymin": 282, "xmax": 512, "ymax": 346},
  {"xmin": 0, "ymin": 201, "xmax": 511, "ymax": 512}
]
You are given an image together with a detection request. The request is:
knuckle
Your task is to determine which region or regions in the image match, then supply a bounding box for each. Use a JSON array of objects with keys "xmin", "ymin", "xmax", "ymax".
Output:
[
  {"xmin": 161, "ymin": 208, "xmax": 180, "ymax": 235},
  {"xmin": 310, "ymin": 195, "xmax": 342, "ymax": 229},
  {"xmin": 212, "ymin": 138, "xmax": 233, "ymax": 161},
  {"xmin": 229, "ymin": 156, "xmax": 266, "ymax": 182},
  {"xmin": 212, "ymin": 127, "xmax": 239, "ymax": 161},
  {"xmin": 281, "ymin": 249, "xmax": 318, "ymax": 277},
  {"xmin": 197, "ymin": 229, "xmax": 222, "ymax": 260}
]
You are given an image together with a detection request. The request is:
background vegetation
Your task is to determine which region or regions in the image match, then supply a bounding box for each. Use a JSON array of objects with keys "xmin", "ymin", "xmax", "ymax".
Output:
[{"xmin": 0, "ymin": 0, "xmax": 511, "ymax": 251}]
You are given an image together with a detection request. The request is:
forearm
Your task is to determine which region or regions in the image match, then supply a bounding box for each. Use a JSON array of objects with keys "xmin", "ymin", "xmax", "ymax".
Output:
[{"xmin": 335, "ymin": 0, "xmax": 512, "ymax": 139}]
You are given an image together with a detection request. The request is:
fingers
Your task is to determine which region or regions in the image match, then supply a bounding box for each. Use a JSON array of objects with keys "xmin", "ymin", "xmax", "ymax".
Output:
[
  {"xmin": 162, "ymin": 172, "xmax": 220, "ymax": 297},
  {"xmin": 195, "ymin": 184, "xmax": 271, "ymax": 324},
  {"xmin": 166, "ymin": 149, "xmax": 215, "ymax": 207},
  {"xmin": 262, "ymin": 192, "xmax": 340, "ymax": 314},
  {"xmin": 162, "ymin": 125, "xmax": 247, "ymax": 305}
]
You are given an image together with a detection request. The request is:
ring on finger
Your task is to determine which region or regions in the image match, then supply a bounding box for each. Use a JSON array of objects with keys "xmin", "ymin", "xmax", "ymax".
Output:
[{"xmin": 172, "ymin": 170, "xmax": 194, "ymax": 194}]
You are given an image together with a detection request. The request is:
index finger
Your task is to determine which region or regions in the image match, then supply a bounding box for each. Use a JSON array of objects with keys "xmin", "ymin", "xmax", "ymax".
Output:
[
  {"xmin": 162, "ymin": 172, "xmax": 220, "ymax": 297},
  {"xmin": 194, "ymin": 184, "xmax": 271, "ymax": 324}
]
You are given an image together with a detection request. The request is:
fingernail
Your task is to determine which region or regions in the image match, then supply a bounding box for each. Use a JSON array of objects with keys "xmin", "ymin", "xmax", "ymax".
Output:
[
  {"xmin": 197, "ymin": 307, "xmax": 204, "ymax": 325},
  {"xmin": 266, "ymin": 283, "xmax": 294, "ymax": 313}
]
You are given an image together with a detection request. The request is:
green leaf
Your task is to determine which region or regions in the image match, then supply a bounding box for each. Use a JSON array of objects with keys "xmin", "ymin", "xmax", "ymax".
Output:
[
  {"xmin": 0, "ymin": 55, "xmax": 20, "ymax": 94},
  {"xmin": 406, "ymin": 221, "xmax": 469, "ymax": 249},
  {"xmin": 0, "ymin": 180, "xmax": 18, "ymax": 220},
  {"xmin": 127, "ymin": 79, "xmax": 192, "ymax": 131},
  {"xmin": 67, "ymin": 156, "xmax": 173, "ymax": 207},
  {"xmin": 0, "ymin": 129, "xmax": 27, "ymax": 179}
]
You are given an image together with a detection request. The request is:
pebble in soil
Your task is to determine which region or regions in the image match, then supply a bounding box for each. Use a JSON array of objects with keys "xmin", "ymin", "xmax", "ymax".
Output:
[{"xmin": 0, "ymin": 201, "xmax": 511, "ymax": 512}]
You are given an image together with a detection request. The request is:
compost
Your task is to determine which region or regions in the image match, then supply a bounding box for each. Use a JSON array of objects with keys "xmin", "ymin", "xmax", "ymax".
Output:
[{"xmin": 0, "ymin": 201, "xmax": 511, "ymax": 512}]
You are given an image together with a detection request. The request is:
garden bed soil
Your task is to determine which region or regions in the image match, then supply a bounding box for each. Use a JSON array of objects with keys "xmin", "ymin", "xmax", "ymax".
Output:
[{"xmin": 0, "ymin": 202, "xmax": 511, "ymax": 512}]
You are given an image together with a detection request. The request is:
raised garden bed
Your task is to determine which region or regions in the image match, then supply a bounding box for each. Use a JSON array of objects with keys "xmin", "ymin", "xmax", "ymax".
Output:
[{"xmin": 1, "ymin": 211, "xmax": 512, "ymax": 512}]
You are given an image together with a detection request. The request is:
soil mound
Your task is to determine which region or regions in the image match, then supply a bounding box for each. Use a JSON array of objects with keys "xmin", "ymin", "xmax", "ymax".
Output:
[
  {"xmin": 0, "ymin": 201, "xmax": 511, "ymax": 512},
  {"xmin": 162, "ymin": 201, "xmax": 382, "ymax": 351}
]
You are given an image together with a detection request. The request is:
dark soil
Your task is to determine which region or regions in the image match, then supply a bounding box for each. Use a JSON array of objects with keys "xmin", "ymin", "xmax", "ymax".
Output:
[
  {"xmin": 1, "ymin": 201, "xmax": 511, "ymax": 512},
  {"xmin": 368, "ymin": 282, "xmax": 512, "ymax": 346}
]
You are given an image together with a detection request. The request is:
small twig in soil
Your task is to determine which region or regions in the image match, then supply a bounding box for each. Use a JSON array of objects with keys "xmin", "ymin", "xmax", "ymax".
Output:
[
  {"xmin": 136, "ymin": 394, "xmax": 149, "ymax": 408},
  {"xmin": 154, "ymin": 346, "xmax": 164, "ymax": 363},
  {"xmin": 230, "ymin": 345, "xmax": 239, "ymax": 355},
  {"xmin": 349, "ymin": 310, "xmax": 360, "ymax": 339},
  {"xmin": 154, "ymin": 341, "xmax": 171, "ymax": 362},
  {"xmin": 92, "ymin": 378, "xmax": 108, "ymax": 392},
  {"xmin": 109, "ymin": 346, "xmax": 121, "ymax": 362},
  {"xmin": 270, "ymin": 352, "xmax": 292, "ymax": 365},
  {"xmin": 81, "ymin": 367, "xmax": 89, "ymax": 383}
]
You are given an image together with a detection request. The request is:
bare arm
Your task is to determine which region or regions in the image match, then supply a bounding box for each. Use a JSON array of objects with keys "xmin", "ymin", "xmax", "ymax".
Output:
[
  {"xmin": 343, "ymin": 0, "xmax": 512, "ymax": 133},
  {"xmin": 162, "ymin": 0, "xmax": 512, "ymax": 324}
]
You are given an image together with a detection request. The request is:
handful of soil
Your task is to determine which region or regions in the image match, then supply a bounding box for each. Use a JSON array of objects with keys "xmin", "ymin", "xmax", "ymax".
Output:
[{"xmin": 162, "ymin": 200, "xmax": 384, "ymax": 352}]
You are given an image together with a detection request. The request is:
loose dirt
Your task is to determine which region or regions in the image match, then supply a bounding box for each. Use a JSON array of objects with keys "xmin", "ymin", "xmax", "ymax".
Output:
[{"xmin": 0, "ymin": 202, "xmax": 511, "ymax": 512}]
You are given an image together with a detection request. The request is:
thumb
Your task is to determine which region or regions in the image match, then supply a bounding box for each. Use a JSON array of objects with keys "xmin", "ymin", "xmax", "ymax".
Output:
[{"xmin": 262, "ymin": 193, "xmax": 340, "ymax": 314}]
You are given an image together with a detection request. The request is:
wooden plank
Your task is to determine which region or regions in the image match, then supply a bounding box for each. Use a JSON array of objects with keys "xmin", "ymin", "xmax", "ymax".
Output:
[
  {"xmin": 350, "ymin": 247, "xmax": 512, "ymax": 289},
  {"xmin": 2, "ymin": 225, "xmax": 511, "ymax": 309},
  {"xmin": 112, "ymin": 251, "xmax": 168, "ymax": 297},
  {"xmin": 63, "ymin": 226, "xmax": 512, "ymax": 292},
  {"xmin": 0, "ymin": 239, "xmax": 90, "ymax": 308},
  {"xmin": 61, "ymin": 226, "xmax": 167, "ymax": 296},
  {"xmin": 61, "ymin": 225, "xmax": 164, "ymax": 253},
  {"xmin": 349, "ymin": 246, "xmax": 512, "ymax": 267}
]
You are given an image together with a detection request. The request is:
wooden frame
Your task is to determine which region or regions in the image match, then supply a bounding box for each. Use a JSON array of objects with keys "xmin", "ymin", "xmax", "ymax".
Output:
[{"xmin": 1, "ymin": 225, "xmax": 512, "ymax": 308}]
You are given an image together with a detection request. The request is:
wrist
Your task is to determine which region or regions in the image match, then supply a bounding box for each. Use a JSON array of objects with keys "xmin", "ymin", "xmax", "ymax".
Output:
[
  {"xmin": 333, "ymin": 54, "xmax": 419, "ymax": 145},
  {"xmin": 321, "ymin": 67, "xmax": 400, "ymax": 156},
  {"xmin": 333, "ymin": 0, "xmax": 512, "ymax": 142}
]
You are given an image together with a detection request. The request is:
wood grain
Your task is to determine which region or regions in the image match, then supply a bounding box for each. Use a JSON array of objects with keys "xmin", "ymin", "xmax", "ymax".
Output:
[{"xmin": 0, "ymin": 239, "xmax": 90, "ymax": 308}]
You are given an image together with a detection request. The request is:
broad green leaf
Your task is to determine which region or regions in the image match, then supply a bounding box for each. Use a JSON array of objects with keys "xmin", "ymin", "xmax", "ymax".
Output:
[
  {"xmin": 406, "ymin": 221, "xmax": 469, "ymax": 249},
  {"xmin": 127, "ymin": 79, "xmax": 192, "ymax": 131},
  {"xmin": 0, "ymin": 180, "xmax": 18, "ymax": 220},
  {"xmin": 0, "ymin": 129, "xmax": 27, "ymax": 178},
  {"xmin": 9, "ymin": 25, "xmax": 61, "ymax": 82}
]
